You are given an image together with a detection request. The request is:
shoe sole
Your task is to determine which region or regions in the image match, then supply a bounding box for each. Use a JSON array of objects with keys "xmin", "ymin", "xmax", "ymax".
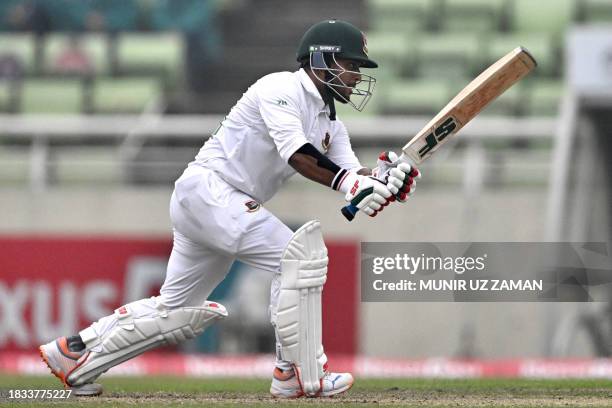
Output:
[
  {"xmin": 71, "ymin": 383, "xmax": 103, "ymax": 397},
  {"xmin": 271, "ymin": 378, "xmax": 354, "ymax": 399},
  {"xmin": 39, "ymin": 345, "xmax": 68, "ymax": 386},
  {"xmin": 39, "ymin": 345, "xmax": 103, "ymax": 397}
]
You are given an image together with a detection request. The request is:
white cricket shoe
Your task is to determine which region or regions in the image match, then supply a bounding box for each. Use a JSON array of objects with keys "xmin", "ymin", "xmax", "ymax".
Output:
[
  {"xmin": 39, "ymin": 337, "xmax": 103, "ymax": 396},
  {"xmin": 270, "ymin": 366, "xmax": 354, "ymax": 398}
]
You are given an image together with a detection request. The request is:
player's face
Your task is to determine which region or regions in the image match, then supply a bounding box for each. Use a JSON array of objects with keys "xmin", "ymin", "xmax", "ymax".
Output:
[{"xmin": 330, "ymin": 58, "xmax": 362, "ymax": 101}]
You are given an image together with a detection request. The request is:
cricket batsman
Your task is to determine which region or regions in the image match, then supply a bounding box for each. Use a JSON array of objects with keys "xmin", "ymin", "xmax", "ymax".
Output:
[{"xmin": 39, "ymin": 19, "xmax": 419, "ymax": 398}]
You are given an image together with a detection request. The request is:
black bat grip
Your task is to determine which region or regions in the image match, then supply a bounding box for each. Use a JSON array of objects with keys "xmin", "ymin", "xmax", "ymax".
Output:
[{"xmin": 340, "ymin": 203, "xmax": 359, "ymax": 221}]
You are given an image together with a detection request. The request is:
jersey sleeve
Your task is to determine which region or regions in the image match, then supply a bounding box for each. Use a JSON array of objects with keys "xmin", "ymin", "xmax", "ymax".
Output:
[
  {"xmin": 258, "ymin": 83, "xmax": 309, "ymax": 163},
  {"xmin": 326, "ymin": 119, "xmax": 362, "ymax": 170}
]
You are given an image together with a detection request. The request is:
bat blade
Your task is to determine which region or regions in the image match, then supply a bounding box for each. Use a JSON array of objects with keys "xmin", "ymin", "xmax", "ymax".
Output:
[{"xmin": 402, "ymin": 46, "xmax": 537, "ymax": 165}]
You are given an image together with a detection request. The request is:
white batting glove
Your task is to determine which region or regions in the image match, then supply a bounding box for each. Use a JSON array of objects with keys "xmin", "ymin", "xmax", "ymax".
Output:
[
  {"xmin": 372, "ymin": 151, "xmax": 421, "ymax": 202},
  {"xmin": 371, "ymin": 151, "xmax": 396, "ymax": 180},
  {"xmin": 336, "ymin": 171, "xmax": 393, "ymax": 217}
]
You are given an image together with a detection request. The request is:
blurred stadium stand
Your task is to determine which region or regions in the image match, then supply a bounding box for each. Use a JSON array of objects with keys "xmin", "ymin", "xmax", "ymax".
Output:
[
  {"xmin": 0, "ymin": 0, "xmax": 592, "ymax": 117},
  {"xmin": 0, "ymin": 0, "xmax": 602, "ymax": 221},
  {"xmin": 364, "ymin": 0, "xmax": 576, "ymax": 117},
  {"xmin": 0, "ymin": 0, "xmax": 588, "ymax": 186}
]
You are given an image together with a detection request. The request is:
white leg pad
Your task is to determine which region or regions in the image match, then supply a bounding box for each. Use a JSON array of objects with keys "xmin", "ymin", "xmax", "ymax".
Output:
[
  {"xmin": 67, "ymin": 297, "xmax": 227, "ymax": 386},
  {"xmin": 272, "ymin": 220, "xmax": 328, "ymax": 396}
]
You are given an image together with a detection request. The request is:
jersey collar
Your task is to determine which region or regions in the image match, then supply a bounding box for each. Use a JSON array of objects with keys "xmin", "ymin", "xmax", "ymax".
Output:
[
  {"xmin": 298, "ymin": 68, "xmax": 329, "ymax": 114},
  {"xmin": 298, "ymin": 69, "xmax": 325, "ymax": 104}
]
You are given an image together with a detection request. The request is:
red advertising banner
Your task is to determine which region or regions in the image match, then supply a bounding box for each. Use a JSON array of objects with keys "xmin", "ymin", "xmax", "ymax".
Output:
[
  {"xmin": 6, "ymin": 352, "xmax": 612, "ymax": 379},
  {"xmin": 0, "ymin": 236, "xmax": 358, "ymax": 355}
]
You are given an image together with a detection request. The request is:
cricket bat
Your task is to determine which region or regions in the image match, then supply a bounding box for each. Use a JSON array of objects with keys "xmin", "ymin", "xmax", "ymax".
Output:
[{"xmin": 341, "ymin": 46, "xmax": 537, "ymax": 221}]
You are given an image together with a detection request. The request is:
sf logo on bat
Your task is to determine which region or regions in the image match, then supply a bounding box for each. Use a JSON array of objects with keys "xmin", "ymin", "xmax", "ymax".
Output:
[{"xmin": 418, "ymin": 116, "xmax": 458, "ymax": 158}]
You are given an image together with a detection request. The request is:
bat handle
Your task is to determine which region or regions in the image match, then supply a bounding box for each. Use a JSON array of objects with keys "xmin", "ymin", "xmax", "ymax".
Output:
[
  {"xmin": 398, "ymin": 152, "xmax": 413, "ymax": 165},
  {"xmin": 341, "ymin": 203, "xmax": 359, "ymax": 221}
]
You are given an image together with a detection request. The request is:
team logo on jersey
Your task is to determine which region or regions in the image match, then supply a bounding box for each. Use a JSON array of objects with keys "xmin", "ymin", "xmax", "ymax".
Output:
[
  {"xmin": 322, "ymin": 132, "xmax": 331, "ymax": 153},
  {"xmin": 245, "ymin": 200, "xmax": 261, "ymax": 213}
]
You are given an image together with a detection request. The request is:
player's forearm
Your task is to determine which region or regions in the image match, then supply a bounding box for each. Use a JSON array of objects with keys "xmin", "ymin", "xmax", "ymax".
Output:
[
  {"xmin": 289, "ymin": 152, "xmax": 336, "ymax": 186},
  {"xmin": 289, "ymin": 143, "xmax": 371, "ymax": 188}
]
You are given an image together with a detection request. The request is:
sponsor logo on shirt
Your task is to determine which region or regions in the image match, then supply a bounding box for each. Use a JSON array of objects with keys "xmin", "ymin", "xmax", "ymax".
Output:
[
  {"xmin": 322, "ymin": 132, "xmax": 331, "ymax": 153},
  {"xmin": 245, "ymin": 200, "xmax": 261, "ymax": 212}
]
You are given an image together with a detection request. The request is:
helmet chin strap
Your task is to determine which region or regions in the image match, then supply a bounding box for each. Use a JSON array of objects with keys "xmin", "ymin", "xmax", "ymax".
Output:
[{"xmin": 323, "ymin": 81, "xmax": 337, "ymax": 121}]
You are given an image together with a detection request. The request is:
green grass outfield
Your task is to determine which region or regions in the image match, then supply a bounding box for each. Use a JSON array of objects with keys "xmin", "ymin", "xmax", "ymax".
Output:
[{"xmin": 2, "ymin": 375, "xmax": 612, "ymax": 407}]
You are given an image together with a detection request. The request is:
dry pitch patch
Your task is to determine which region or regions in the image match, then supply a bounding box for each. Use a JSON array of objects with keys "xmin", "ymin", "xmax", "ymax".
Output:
[{"xmin": 2, "ymin": 375, "xmax": 612, "ymax": 407}]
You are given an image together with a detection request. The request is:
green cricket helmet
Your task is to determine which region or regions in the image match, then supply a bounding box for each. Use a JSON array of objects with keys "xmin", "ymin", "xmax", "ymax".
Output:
[
  {"xmin": 296, "ymin": 19, "xmax": 377, "ymax": 112},
  {"xmin": 296, "ymin": 19, "xmax": 378, "ymax": 68}
]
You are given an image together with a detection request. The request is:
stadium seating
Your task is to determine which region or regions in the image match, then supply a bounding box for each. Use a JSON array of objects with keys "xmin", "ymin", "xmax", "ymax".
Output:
[
  {"xmin": 412, "ymin": 32, "xmax": 482, "ymax": 78},
  {"xmin": 528, "ymin": 80, "xmax": 564, "ymax": 116},
  {"xmin": 0, "ymin": 0, "xmax": 610, "ymax": 117},
  {"xmin": 21, "ymin": 78, "xmax": 83, "ymax": 113},
  {"xmin": 577, "ymin": 0, "xmax": 612, "ymax": 22},
  {"xmin": 365, "ymin": 32, "xmax": 415, "ymax": 76},
  {"xmin": 93, "ymin": 77, "xmax": 160, "ymax": 113},
  {"xmin": 512, "ymin": 0, "xmax": 576, "ymax": 35},
  {"xmin": 0, "ymin": 33, "xmax": 36, "ymax": 74},
  {"xmin": 440, "ymin": 0, "xmax": 510, "ymax": 33},
  {"xmin": 380, "ymin": 78, "xmax": 453, "ymax": 115},
  {"xmin": 367, "ymin": 0, "xmax": 438, "ymax": 33},
  {"xmin": 362, "ymin": 0, "xmax": 603, "ymax": 116},
  {"xmin": 117, "ymin": 33, "xmax": 183, "ymax": 79},
  {"xmin": 43, "ymin": 34, "xmax": 109, "ymax": 75},
  {"xmin": 0, "ymin": 31, "xmax": 179, "ymax": 114}
]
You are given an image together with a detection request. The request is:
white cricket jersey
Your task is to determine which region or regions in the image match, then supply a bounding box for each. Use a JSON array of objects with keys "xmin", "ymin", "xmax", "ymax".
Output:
[{"xmin": 191, "ymin": 68, "xmax": 362, "ymax": 203}]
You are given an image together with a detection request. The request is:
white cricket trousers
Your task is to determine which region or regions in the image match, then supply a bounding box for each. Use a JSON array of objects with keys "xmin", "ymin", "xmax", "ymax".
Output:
[
  {"xmin": 84, "ymin": 165, "xmax": 294, "ymax": 369},
  {"xmin": 161, "ymin": 165, "xmax": 293, "ymax": 307}
]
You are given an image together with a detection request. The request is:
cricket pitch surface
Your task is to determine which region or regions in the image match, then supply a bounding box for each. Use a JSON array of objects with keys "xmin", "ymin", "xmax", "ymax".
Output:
[{"xmin": 2, "ymin": 375, "xmax": 612, "ymax": 407}]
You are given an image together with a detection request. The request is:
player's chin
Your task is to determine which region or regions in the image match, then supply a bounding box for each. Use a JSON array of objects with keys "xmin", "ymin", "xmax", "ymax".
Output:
[{"xmin": 334, "ymin": 90, "xmax": 352, "ymax": 104}]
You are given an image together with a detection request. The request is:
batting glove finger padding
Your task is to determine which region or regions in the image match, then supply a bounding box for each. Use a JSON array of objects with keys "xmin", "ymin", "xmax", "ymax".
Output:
[
  {"xmin": 361, "ymin": 207, "xmax": 375, "ymax": 216},
  {"xmin": 386, "ymin": 163, "xmax": 420, "ymax": 202},
  {"xmin": 356, "ymin": 187, "xmax": 391, "ymax": 213}
]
